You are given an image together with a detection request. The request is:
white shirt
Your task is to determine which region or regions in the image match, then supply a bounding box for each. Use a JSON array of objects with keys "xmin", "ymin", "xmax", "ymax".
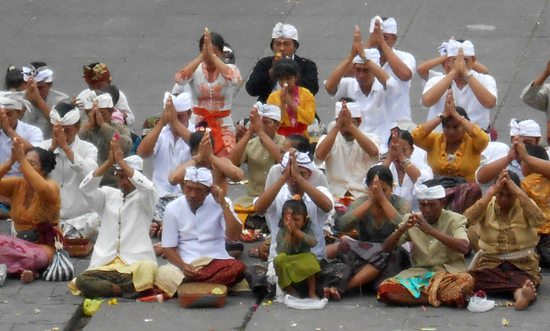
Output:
[
  {"xmin": 0, "ymin": 120, "xmax": 43, "ymax": 176},
  {"xmin": 475, "ymin": 142, "xmax": 523, "ymax": 192},
  {"xmin": 77, "ymin": 88, "xmax": 135, "ymax": 126},
  {"xmin": 80, "ymin": 170, "xmax": 158, "ymax": 269},
  {"xmin": 257, "ymin": 184, "xmax": 334, "ymax": 261},
  {"xmin": 423, "ymin": 71, "xmax": 497, "ymax": 130},
  {"xmin": 382, "ymin": 49, "xmax": 416, "ymax": 123},
  {"xmin": 315, "ymin": 122, "xmax": 379, "ymax": 197},
  {"xmin": 332, "ymin": 77, "xmax": 399, "ymax": 152},
  {"xmin": 38, "ymin": 136, "xmax": 98, "ymax": 220},
  {"xmin": 152, "ymin": 125, "xmax": 192, "ymax": 197},
  {"xmin": 389, "ymin": 148, "xmax": 432, "ymax": 210},
  {"xmin": 24, "ymin": 89, "xmax": 69, "ymax": 139},
  {"xmin": 162, "ymin": 194, "xmax": 238, "ymax": 263}
]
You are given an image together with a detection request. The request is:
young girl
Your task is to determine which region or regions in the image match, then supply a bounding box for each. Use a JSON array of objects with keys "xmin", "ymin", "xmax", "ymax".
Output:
[{"xmin": 273, "ymin": 198, "xmax": 320, "ymax": 299}]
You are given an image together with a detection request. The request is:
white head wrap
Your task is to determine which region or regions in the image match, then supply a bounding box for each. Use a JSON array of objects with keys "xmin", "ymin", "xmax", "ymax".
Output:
[
  {"xmin": 96, "ymin": 93, "xmax": 114, "ymax": 109},
  {"xmin": 438, "ymin": 41, "xmax": 449, "ymax": 56},
  {"xmin": 280, "ymin": 151, "xmax": 317, "ymax": 172},
  {"xmin": 369, "ymin": 16, "xmax": 397, "ymax": 34},
  {"xmin": 272, "ymin": 23, "xmax": 298, "ymax": 41},
  {"xmin": 115, "ymin": 155, "xmax": 143, "ymax": 171},
  {"xmin": 414, "ymin": 184, "xmax": 446, "ymax": 200},
  {"xmin": 254, "ymin": 101, "xmax": 281, "ymax": 122},
  {"xmin": 0, "ymin": 91, "xmax": 30, "ymax": 112},
  {"xmin": 509, "ymin": 118, "xmax": 520, "ymax": 137},
  {"xmin": 352, "ymin": 48, "xmax": 380, "ymax": 66},
  {"xmin": 335, "ymin": 101, "xmax": 362, "ymax": 119},
  {"xmin": 22, "ymin": 65, "xmax": 54, "ymax": 83},
  {"xmin": 78, "ymin": 90, "xmax": 97, "ymax": 110},
  {"xmin": 49, "ymin": 104, "xmax": 80, "ymax": 125},
  {"xmin": 446, "ymin": 39, "xmax": 475, "ymax": 57},
  {"xmin": 519, "ymin": 119, "xmax": 541, "ymax": 137},
  {"xmin": 184, "ymin": 166, "xmax": 213, "ymax": 187},
  {"xmin": 163, "ymin": 92, "xmax": 192, "ymax": 112}
]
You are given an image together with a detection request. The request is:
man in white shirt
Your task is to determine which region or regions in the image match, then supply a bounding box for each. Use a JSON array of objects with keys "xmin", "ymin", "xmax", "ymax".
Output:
[
  {"xmin": 74, "ymin": 145, "xmax": 157, "ymax": 298},
  {"xmin": 325, "ymin": 26, "xmax": 398, "ymax": 152},
  {"xmin": 422, "ymin": 40, "xmax": 497, "ymax": 132},
  {"xmin": 137, "ymin": 92, "xmax": 193, "ymax": 227},
  {"xmin": 314, "ymin": 101, "xmax": 379, "ymax": 198},
  {"xmin": 154, "ymin": 167, "xmax": 245, "ymax": 298},
  {"xmin": 38, "ymin": 100, "xmax": 99, "ymax": 239},
  {"xmin": 520, "ymin": 59, "xmax": 550, "ymax": 146}
]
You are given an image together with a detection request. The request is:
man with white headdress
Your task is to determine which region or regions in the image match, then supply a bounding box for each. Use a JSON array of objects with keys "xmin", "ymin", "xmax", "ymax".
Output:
[
  {"xmin": 154, "ymin": 166, "xmax": 245, "ymax": 298},
  {"xmin": 71, "ymin": 141, "xmax": 158, "ymax": 298},
  {"xmin": 325, "ymin": 26, "xmax": 398, "ymax": 152},
  {"xmin": 37, "ymin": 100, "xmax": 99, "ymax": 239},
  {"xmin": 314, "ymin": 100, "xmax": 379, "ymax": 198},
  {"xmin": 0, "ymin": 91, "xmax": 43, "ymax": 177},
  {"xmin": 378, "ymin": 179, "xmax": 474, "ymax": 308},
  {"xmin": 137, "ymin": 92, "xmax": 194, "ymax": 228},
  {"xmin": 79, "ymin": 92, "xmax": 132, "ymax": 187},
  {"xmin": 246, "ymin": 23, "xmax": 318, "ymax": 104},
  {"xmin": 22, "ymin": 61, "xmax": 69, "ymax": 139},
  {"xmin": 229, "ymin": 102, "xmax": 285, "ymax": 209},
  {"xmin": 422, "ymin": 39, "xmax": 497, "ymax": 134},
  {"xmin": 366, "ymin": 16, "xmax": 416, "ymax": 129}
]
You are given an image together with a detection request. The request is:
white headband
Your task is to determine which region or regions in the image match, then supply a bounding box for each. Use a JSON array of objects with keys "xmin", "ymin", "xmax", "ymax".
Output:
[
  {"xmin": 446, "ymin": 39, "xmax": 475, "ymax": 57},
  {"xmin": 163, "ymin": 92, "xmax": 192, "ymax": 113},
  {"xmin": 438, "ymin": 41, "xmax": 449, "ymax": 56},
  {"xmin": 335, "ymin": 101, "xmax": 362, "ymax": 119},
  {"xmin": 22, "ymin": 65, "xmax": 54, "ymax": 83},
  {"xmin": 280, "ymin": 151, "xmax": 317, "ymax": 172},
  {"xmin": 369, "ymin": 16, "xmax": 397, "ymax": 34},
  {"xmin": 352, "ymin": 48, "xmax": 380, "ymax": 66},
  {"xmin": 0, "ymin": 91, "xmax": 30, "ymax": 112},
  {"xmin": 96, "ymin": 93, "xmax": 114, "ymax": 109},
  {"xmin": 50, "ymin": 105, "xmax": 80, "ymax": 125},
  {"xmin": 254, "ymin": 101, "xmax": 281, "ymax": 122},
  {"xmin": 272, "ymin": 22, "xmax": 298, "ymax": 41},
  {"xmin": 115, "ymin": 155, "xmax": 143, "ymax": 171},
  {"xmin": 414, "ymin": 184, "xmax": 446, "ymax": 200},
  {"xmin": 184, "ymin": 166, "xmax": 213, "ymax": 187}
]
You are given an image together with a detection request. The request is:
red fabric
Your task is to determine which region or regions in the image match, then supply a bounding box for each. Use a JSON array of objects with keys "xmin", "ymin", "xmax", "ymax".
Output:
[
  {"xmin": 277, "ymin": 123, "xmax": 308, "ymax": 137},
  {"xmin": 470, "ymin": 262, "xmax": 534, "ymax": 293},
  {"xmin": 0, "ymin": 234, "xmax": 49, "ymax": 275},
  {"xmin": 193, "ymin": 107, "xmax": 232, "ymax": 154},
  {"xmin": 192, "ymin": 259, "xmax": 246, "ymax": 287},
  {"xmin": 377, "ymin": 282, "xmax": 410, "ymax": 303}
]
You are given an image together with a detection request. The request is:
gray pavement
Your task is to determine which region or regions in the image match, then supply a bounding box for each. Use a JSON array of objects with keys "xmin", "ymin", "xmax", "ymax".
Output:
[{"xmin": 2, "ymin": 0, "xmax": 550, "ymax": 330}]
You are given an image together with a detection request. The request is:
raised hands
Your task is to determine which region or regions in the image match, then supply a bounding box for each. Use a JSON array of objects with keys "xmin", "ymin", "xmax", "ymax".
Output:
[
  {"xmin": 248, "ymin": 106, "xmax": 263, "ymax": 134},
  {"xmin": 24, "ymin": 77, "xmax": 42, "ymax": 105},
  {"xmin": 195, "ymin": 129, "xmax": 214, "ymax": 163},
  {"xmin": 453, "ymin": 48, "xmax": 469, "ymax": 78},
  {"xmin": 210, "ymin": 184, "xmax": 226, "ymax": 205},
  {"xmin": 10, "ymin": 137, "xmax": 26, "ymax": 164}
]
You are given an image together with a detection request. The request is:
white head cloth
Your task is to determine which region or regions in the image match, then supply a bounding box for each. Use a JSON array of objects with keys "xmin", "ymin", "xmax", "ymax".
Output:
[
  {"xmin": 184, "ymin": 166, "xmax": 213, "ymax": 187},
  {"xmin": 22, "ymin": 65, "xmax": 54, "ymax": 83},
  {"xmin": 352, "ymin": 48, "xmax": 380, "ymax": 66},
  {"xmin": 280, "ymin": 151, "xmax": 317, "ymax": 172},
  {"xmin": 50, "ymin": 105, "xmax": 80, "ymax": 125},
  {"xmin": 414, "ymin": 184, "xmax": 446, "ymax": 200},
  {"xmin": 115, "ymin": 155, "xmax": 143, "ymax": 171},
  {"xmin": 79, "ymin": 90, "xmax": 97, "ymax": 110},
  {"xmin": 519, "ymin": 119, "xmax": 541, "ymax": 137},
  {"xmin": 335, "ymin": 101, "xmax": 362, "ymax": 119},
  {"xmin": 438, "ymin": 41, "xmax": 449, "ymax": 56},
  {"xmin": 254, "ymin": 101, "xmax": 281, "ymax": 122},
  {"xmin": 96, "ymin": 93, "xmax": 114, "ymax": 109},
  {"xmin": 509, "ymin": 118, "xmax": 520, "ymax": 136},
  {"xmin": 163, "ymin": 91, "xmax": 192, "ymax": 112},
  {"xmin": 369, "ymin": 16, "xmax": 397, "ymax": 34},
  {"xmin": 446, "ymin": 39, "xmax": 475, "ymax": 57},
  {"xmin": 0, "ymin": 91, "xmax": 30, "ymax": 112},
  {"xmin": 272, "ymin": 23, "xmax": 298, "ymax": 41}
]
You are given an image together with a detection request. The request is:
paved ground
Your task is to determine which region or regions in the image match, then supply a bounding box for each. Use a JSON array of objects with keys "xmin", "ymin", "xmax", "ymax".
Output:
[{"xmin": 1, "ymin": 0, "xmax": 550, "ymax": 330}]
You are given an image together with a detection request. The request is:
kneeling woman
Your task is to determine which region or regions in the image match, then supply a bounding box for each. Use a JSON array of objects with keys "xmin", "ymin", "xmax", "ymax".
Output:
[
  {"xmin": 323, "ymin": 165, "xmax": 411, "ymax": 300},
  {"xmin": 0, "ymin": 139, "xmax": 60, "ymax": 283}
]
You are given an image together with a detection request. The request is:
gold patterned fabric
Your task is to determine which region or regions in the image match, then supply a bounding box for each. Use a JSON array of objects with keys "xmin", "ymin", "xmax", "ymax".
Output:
[{"xmin": 521, "ymin": 173, "xmax": 550, "ymax": 235}]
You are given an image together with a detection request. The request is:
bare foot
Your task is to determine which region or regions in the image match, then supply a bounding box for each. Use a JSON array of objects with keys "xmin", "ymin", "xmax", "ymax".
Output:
[
  {"xmin": 323, "ymin": 287, "xmax": 341, "ymax": 301},
  {"xmin": 20, "ymin": 270, "xmax": 35, "ymax": 284},
  {"xmin": 515, "ymin": 279, "xmax": 537, "ymax": 310}
]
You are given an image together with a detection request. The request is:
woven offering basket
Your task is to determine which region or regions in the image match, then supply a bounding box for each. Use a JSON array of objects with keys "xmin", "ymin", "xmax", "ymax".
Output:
[{"xmin": 177, "ymin": 283, "xmax": 227, "ymax": 308}]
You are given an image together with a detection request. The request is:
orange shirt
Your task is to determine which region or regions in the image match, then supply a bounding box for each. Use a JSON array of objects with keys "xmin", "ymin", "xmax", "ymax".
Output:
[
  {"xmin": 521, "ymin": 173, "xmax": 550, "ymax": 235},
  {"xmin": 267, "ymin": 86, "xmax": 316, "ymax": 137}
]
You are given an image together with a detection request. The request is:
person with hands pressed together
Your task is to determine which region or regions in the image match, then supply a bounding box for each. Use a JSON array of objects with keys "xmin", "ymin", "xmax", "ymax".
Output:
[
  {"xmin": 377, "ymin": 180, "xmax": 474, "ymax": 308},
  {"xmin": 71, "ymin": 140, "xmax": 158, "ymax": 298},
  {"xmin": 0, "ymin": 138, "xmax": 59, "ymax": 284},
  {"xmin": 465, "ymin": 170, "xmax": 542, "ymax": 310},
  {"xmin": 520, "ymin": 59, "xmax": 550, "ymax": 145},
  {"xmin": 412, "ymin": 89, "xmax": 489, "ymax": 181},
  {"xmin": 154, "ymin": 167, "xmax": 246, "ymax": 298}
]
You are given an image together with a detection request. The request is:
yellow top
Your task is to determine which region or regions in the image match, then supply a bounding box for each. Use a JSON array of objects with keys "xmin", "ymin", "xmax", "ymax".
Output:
[{"xmin": 522, "ymin": 173, "xmax": 550, "ymax": 235}]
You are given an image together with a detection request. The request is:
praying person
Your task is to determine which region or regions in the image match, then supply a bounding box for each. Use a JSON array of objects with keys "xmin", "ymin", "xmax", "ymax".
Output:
[{"xmin": 520, "ymin": 59, "xmax": 550, "ymax": 146}]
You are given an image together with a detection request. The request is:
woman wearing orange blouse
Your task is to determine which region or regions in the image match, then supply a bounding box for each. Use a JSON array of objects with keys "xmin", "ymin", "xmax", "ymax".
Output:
[
  {"xmin": 267, "ymin": 59, "xmax": 315, "ymax": 138},
  {"xmin": 412, "ymin": 90, "xmax": 489, "ymax": 181},
  {"xmin": 0, "ymin": 139, "xmax": 60, "ymax": 283}
]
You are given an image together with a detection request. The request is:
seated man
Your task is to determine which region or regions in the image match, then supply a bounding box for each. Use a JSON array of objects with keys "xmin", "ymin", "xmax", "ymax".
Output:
[
  {"xmin": 38, "ymin": 100, "xmax": 99, "ymax": 239},
  {"xmin": 378, "ymin": 180, "xmax": 474, "ymax": 308},
  {"xmin": 73, "ymin": 142, "xmax": 158, "ymax": 298},
  {"xmin": 154, "ymin": 167, "xmax": 245, "ymax": 298},
  {"xmin": 466, "ymin": 170, "xmax": 542, "ymax": 310},
  {"xmin": 314, "ymin": 100, "xmax": 378, "ymax": 198}
]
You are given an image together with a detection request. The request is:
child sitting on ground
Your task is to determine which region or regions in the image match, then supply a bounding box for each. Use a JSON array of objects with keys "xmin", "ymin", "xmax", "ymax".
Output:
[{"xmin": 273, "ymin": 198, "xmax": 320, "ymax": 299}]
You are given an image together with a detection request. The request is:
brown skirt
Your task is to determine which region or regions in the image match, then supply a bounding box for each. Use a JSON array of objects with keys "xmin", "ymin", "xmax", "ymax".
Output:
[{"xmin": 469, "ymin": 261, "xmax": 534, "ymax": 293}]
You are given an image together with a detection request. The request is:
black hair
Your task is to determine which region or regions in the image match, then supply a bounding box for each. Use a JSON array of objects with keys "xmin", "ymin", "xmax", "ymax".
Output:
[
  {"xmin": 270, "ymin": 40, "xmax": 300, "ymax": 52},
  {"xmin": 53, "ymin": 99, "xmax": 79, "ymax": 122},
  {"xmin": 27, "ymin": 147, "xmax": 56, "ymax": 176},
  {"xmin": 30, "ymin": 61, "xmax": 47, "ymax": 69},
  {"xmin": 99, "ymin": 84, "xmax": 120, "ymax": 105},
  {"xmin": 525, "ymin": 144, "xmax": 549, "ymax": 161},
  {"xmin": 199, "ymin": 32, "xmax": 225, "ymax": 53},
  {"xmin": 278, "ymin": 199, "xmax": 309, "ymax": 229},
  {"xmin": 420, "ymin": 178, "xmax": 441, "ymax": 187},
  {"xmin": 285, "ymin": 134, "xmax": 311, "ymax": 154},
  {"xmin": 442, "ymin": 106, "xmax": 470, "ymax": 127},
  {"xmin": 507, "ymin": 170, "xmax": 521, "ymax": 187},
  {"xmin": 272, "ymin": 59, "xmax": 299, "ymax": 81},
  {"xmin": 5, "ymin": 66, "xmax": 24, "ymax": 90},
  {"xmin": 365, "ymin": 165, "xmax": 393, "ymax": 187},
  {"xmin": 189, "ymin": 130, "xmax": 215, "ymax": 155},
  {"xmin": 339, "ymin": 97, "xmax": 355, "ymax": 103},
  {"xmin": 387, "ymin": 128, "xmax": 414, "ymax": 147}
]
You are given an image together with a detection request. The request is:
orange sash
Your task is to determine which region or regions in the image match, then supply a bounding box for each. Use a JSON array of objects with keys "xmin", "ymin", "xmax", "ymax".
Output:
[{"xmin": 192, "ymin": 107, "xmax": 232, "ymax": 154}]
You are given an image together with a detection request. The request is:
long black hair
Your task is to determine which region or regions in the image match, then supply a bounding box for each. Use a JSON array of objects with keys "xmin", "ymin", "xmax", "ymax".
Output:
[{"xmin": 28, "ymin": 147, "xmax": 56, "ymax": 176}]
